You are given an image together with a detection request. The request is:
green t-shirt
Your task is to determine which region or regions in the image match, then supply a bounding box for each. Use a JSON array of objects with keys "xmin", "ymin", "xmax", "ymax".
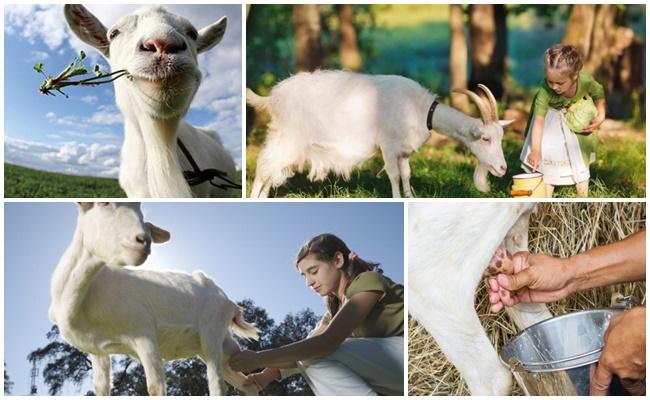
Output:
[
  {"xmin": 532, "ymin": 72, "xmax": 605, "ymax": 117},
  {"xmin": 344, "ymin": 271, "xmax": 404, "ymax": 338}
]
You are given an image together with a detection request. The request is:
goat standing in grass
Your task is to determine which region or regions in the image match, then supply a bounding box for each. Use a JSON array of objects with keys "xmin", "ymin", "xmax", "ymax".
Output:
[
  {"xmin": 247, "ymin": 70, "xmax": 513, "ymax": 198},
  {"xmin": 48, "ymin": 202, "xmax": 258, "ymax": 395},
  {"xmin": 64, "ymin": 5, "xmax": 237, "ymax": 198}
]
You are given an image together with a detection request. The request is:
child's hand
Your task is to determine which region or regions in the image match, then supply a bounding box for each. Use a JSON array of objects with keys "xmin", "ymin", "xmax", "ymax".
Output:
[
  {"xmin": 526, "ymin": 150, "xmax": 542, "ymax": 171},
  {"xmin": 583, "ymin": 114, "xmax": 605, "ymax": 133}
]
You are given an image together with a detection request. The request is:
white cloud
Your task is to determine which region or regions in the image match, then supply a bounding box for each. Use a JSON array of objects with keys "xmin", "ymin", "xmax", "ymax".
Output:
[
  {"xmin": 29, "ymin": 50, "xmax": 50, "ymax": 61},
  {"xmin": 80, "ymin": 95, "xmax": 99, "ymax": 104},
  {"xmin": 89, "ymin": 106, "xmax": 123, "ymax": 125},
  {"xmin": 5, "ymin": 136, "xmax": 121, "ymax": 177},
  {"xmin": 5, "ymin": 5, "xmax": 68, "ymax": 50}
]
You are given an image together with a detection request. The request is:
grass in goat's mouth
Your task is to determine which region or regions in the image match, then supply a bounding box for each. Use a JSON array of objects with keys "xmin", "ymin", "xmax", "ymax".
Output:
[{"xmin": 35, "ymin": 50, "xmax": 131, "ymax": 98}]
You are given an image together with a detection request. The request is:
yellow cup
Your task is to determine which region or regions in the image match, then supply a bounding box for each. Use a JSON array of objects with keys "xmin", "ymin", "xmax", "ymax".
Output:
[{"xmin": 511, "ymin": 172, "xmax": 546, "ymax": 198}]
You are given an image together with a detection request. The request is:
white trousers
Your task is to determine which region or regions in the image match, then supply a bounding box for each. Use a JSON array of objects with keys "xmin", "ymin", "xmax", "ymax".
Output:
[{"xmin": 295, "ymin": 336, "xmax": 404, "ymax": 396}]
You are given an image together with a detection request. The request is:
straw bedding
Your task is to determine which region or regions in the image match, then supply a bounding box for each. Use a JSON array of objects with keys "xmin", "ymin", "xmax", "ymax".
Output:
[{"xmin": 408, "ymin": 202, "xmax": 646, "ymax": 396}]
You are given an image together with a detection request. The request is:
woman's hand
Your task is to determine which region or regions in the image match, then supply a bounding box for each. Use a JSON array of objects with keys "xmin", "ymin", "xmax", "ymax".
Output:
[
  {"xmin": 526, "ymin": 150, "xmax": 542, "ymax": 172},
  {"xmin": 230, "ymin": 350, "xmax": 262, "ymax": 373},
  {"xmin": 244, "ymin": 368, "xmax": 281, "ymax": 391}
]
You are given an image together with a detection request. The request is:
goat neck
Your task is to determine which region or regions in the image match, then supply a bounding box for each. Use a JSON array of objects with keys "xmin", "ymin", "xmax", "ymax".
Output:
[
  {"xmin": 123, "ymin": 102, "xmax": 193, "ymax": 197},
  {"xmin": 427, "ymin": 102, "xmax": 481, "ymax": 145},
  {"xmin": 49, "ymin": 226, "xmax": 105, "ymax": 327}
]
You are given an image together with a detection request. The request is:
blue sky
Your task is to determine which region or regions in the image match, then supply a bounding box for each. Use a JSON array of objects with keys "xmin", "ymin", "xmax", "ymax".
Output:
[
  {"xmin": 4, "ymin": 201, "xmax": 404, "ymax": 395},
  {"xmin": 4, "ymin": 4, "xmax": 243, "ymax": 177}
]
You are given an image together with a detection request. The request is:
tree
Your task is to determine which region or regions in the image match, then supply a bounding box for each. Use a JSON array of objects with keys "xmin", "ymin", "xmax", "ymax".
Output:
[
  {"xmin": 562, "ymin": 4, "xmax": 642, "ymax": 119},
  {"xmin": 337, "ymin": 5, "xmax": 362, "ymax": 71},
  {"xmin": 27, "ymin": 326, "xmax": 92, "ymax": 395},
  {"xmin": 4, "ymin": 364, "xmax": 14, "ymax": 395},
  {"xmin": 449, "ymin": 5, "xmax": 470, "ymax": 113},
  {"xmin": 294, "ymin": 4, "xmax": 324, "ymax": 72},
  {"xmin": 469, "ymin": 4, "xmax": 507, "ymax": 98}
]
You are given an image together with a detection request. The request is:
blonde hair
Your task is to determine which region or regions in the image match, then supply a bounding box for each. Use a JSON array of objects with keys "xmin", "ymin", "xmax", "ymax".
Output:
[{"xmin": 544, "ymin": 44, "xmax": 583, "ymax": 76}]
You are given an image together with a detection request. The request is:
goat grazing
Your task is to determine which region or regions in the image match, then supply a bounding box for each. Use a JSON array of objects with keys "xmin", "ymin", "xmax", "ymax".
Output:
[
  {"xmin": 64, "ymin": 5, "xmax": 238, "ymax": 198},
  {"xmin": 408, "ymin": 203, "xmax": 552, "ymax": 395},
  {"xmin": 247, "ymin": 70, "xmax": 513, "ymax": 198},
  {"xmin": 48, "ymin": 202, "xmax": 258, "ymax": 395}
]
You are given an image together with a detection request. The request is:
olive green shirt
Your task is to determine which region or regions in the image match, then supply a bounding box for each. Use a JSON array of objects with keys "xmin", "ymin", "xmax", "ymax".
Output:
[
  {"xmin": 343, "ymin": 271, "xmax": 404, "ymax": 338},
  {"xmin": 532, "ymin": 72, "xmax": 605, "ymax": 117}
]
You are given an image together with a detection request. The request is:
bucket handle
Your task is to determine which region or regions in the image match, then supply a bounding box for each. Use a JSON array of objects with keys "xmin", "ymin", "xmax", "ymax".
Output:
[
  {"xmin": 510, "ymin": 177, "xmax": 544, "ymax": 197},
  {"xmin": 516, "ymin": 346, "xmax": 604, "ymax": 368}
]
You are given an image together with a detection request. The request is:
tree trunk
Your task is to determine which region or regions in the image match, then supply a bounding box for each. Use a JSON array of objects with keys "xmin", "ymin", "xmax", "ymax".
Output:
[
  {"xmin": 562, "ymin": 4, "xmax": 596, "ymax": 57},
  {"xmin": 469, "ymin": 4, "xmax": 506, "ymax": 99},
  {"xmin": 449, "ymin": 4, "xmax": 469, "ymax": 113},
  {"xmin": 337, "ymin": 4, "xmax": 362, "ymax": 71},
  {"xmin": 294, "ymin": 4, "xmax": 324, "ymax": 72},
  {"xmin": 562, "ymin": 5, "xmax": 639, "ymax": 118}
]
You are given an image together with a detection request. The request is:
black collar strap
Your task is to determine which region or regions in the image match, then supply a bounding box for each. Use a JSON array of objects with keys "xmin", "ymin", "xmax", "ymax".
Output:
[
  {"xmin": 427, "ymin": 99, "xmax": 439, "ymax": 130},
  {"xmin": 177, "ymin": 138, "xmax": 242, "ymax": 190}
]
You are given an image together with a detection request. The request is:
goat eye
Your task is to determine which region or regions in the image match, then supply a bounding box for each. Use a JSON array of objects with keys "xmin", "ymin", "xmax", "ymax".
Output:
[
  {"xmin": 109, "ymin": 29, "xmax": 120, "ymax": 40},
  {"xmin": 481, "ymin": 136, "xmax": 491, "ymax": 143},
  {"xmin": 187, "ymin": 29, "xmax": 198, "ymax": 41}
]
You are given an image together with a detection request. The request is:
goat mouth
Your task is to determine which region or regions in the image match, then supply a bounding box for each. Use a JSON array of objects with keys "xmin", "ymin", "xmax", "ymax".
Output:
[{"xmin": 488, "ymin": 165, "xmax": 506, "ymax": 177}]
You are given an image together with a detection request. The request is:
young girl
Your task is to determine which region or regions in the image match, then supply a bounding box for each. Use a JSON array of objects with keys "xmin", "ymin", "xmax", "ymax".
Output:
[
  {"xmin": 520, "ymin": 44, "xmax": 606, "ymax": 197},
  {"xmin": 229, "ymin": 233, "xmax": 404, "ymax": 395}
]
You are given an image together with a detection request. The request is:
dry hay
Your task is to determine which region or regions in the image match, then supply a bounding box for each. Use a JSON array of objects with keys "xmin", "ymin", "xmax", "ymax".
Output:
[{"xmin": 408, "ymin": 202, "xmax": 646, "ymax": 396}]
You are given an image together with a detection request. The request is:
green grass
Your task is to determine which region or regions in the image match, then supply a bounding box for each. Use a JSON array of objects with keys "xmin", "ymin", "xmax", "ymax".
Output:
[
  {"xmin": 5, "ymin": 163, "xmax": 244, "ymax": 198},
  {"xmin": 246, "ymin": 132, "xmax": 646, "ymax": 198},
  {"xmin": 5, "ymin": 163, "xmax": 126, "ymax": 198}
]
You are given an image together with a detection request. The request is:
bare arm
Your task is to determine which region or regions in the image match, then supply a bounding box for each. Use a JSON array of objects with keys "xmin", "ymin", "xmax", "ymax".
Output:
[
  {"xmin": 526, "ymin": 115, "xmax": 545, "ymax": 171},
  {"xmin": 490, "ymin": 229, "xmax": 645, "ymax": 309},
  {"xmin": 230, "ymin": 291, "xmax": 382, "ymax": 372},
  {"xmin": 583, "ymin": 98, "xmax": 606, "ymax": 132},
  {"xmin": 567, "ymin": 228, "xmax": 645, "ymax": 292}
]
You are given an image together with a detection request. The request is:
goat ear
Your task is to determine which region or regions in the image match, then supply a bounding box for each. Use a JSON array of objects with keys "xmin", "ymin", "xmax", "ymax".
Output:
[
  {"xmin": 76, "ymin": 202, "xmax": 94, "ymax": 213},
  {"xmin": 196, "ymin": 16, "xmax": 227, "ymax": 53},
  {"xmin": 499, "ymin": 119, "xmax": 515, "ymax": 127},
  {"xmin": 64, "ymin": 4, "xmax": 110, "ymax": 58},
  {"xmin": 146, "ymin": 222, "xmax": 170, "ymax": 244}
]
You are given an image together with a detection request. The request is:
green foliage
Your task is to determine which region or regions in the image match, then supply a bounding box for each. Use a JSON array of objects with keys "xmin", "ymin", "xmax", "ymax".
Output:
[
  {"xmin": 246, "ymin": 5, "xmax": 377, "ymax": 95},
  {"xmin": 4, "ymin": 364, "xmax": 14, "ymax": 395},
  {"xmin": 28, "ymin": 300, "xmax": 319, "ymax": 395},
  {"xmin": 35, "ymin": 51, "xmax": 129, "ymax": 97},
  {"xmin": 246, "ymin": 133, "xmax": 645, "ymax": 198},
  {"xmin": 4, "ymin": 163, "xmax": 126, "ymax": 198}
]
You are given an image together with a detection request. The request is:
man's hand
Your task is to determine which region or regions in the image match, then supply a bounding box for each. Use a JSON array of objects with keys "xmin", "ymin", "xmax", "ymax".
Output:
[
  {"xmin": 488, "ymin": 252, "xmax": 575, "ymax": 312},
  {"xmin": 590, "ymin": 307, "xmax": 646, "ymax": 395}
]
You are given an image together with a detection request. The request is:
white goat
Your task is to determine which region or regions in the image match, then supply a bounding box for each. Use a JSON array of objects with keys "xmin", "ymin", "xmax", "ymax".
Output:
[
  {"xmin": 247, "ymin": 70, "xmax": 513, "ymax": 198},
  {"xmin": 64, "ymin": 5, "xmax": 237, "ymax": 198},
  {"xmin": 48, "ymin": 202, "xmax": 258, "ymax": 395},
  {"xmin": 408, "ymin": 203, "xmax": 552, "ymax": 395}
]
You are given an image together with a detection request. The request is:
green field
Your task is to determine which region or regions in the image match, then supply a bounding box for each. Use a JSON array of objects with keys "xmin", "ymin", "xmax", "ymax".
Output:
[
  {"xmin": 5, "ymin": 163, "xmax": 244, "ymax": 198},
  {"xmin": 246, "ymin": 131, "xmax": 646, "ymax": 198},
  {"xmin": 5, "ymin": 163, "xmax": 126, "ymax": 198}
]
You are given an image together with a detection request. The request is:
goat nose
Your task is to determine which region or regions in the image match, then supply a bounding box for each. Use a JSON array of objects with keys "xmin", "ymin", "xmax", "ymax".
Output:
[{"xmin": 141, "ymin": 38, "xmax": 186, "ymax": 54}]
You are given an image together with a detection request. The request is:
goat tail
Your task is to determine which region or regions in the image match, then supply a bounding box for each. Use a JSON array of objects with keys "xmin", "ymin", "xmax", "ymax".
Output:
[
  {"xmin": 245, "ymin": 88, "xmax": 270, "ymax": 113},
  {"xmin": 230, "ymin": 305, "xmax": 259, "ymax": 341}
]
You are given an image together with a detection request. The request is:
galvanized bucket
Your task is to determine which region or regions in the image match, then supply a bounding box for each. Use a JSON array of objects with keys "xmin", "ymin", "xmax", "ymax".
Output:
[{"xmin": 499, "ymin": 309, "xmax": 622, "ymax": 395}]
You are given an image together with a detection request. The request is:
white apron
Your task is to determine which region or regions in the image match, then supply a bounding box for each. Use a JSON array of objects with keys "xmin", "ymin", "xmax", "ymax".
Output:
[{"xmin": 520, "ymin": 108, "xmax": 593, "ymax": 186}]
